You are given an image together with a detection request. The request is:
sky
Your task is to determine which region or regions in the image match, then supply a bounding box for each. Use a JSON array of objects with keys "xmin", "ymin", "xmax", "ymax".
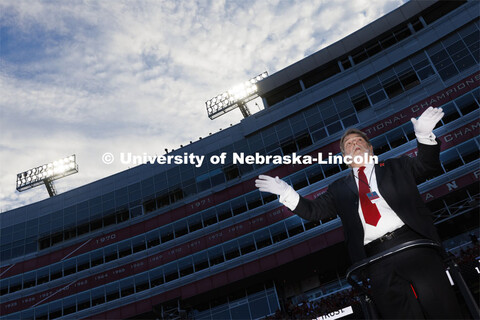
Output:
[{"xmin": 0, "ymin": 0, "xmax": 407, "ymax": 212}]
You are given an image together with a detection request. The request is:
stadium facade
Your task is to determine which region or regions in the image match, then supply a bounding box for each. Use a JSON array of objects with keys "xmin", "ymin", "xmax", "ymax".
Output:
[{"xmin": 1, "ymin": 0, "xmax": 479, "ymax": 319}]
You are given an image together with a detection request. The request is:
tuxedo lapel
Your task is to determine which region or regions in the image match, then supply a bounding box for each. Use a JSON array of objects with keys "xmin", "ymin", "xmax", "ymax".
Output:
[
  {"xmin": 375, "ymin": 162, "xmax": 396, "ymax": 210},
  {"xmin": 343, "ymin": 171, "xmax": 358, "ymax": 197},
  {"xmin": 375, "ymin": 163, "xmax": 386, "ymax": 187}
]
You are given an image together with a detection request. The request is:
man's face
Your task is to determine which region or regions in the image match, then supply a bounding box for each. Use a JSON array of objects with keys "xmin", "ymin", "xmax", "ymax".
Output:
[{"xmin": 343, "ymin": 134, "xmax": 373, "ymax": 160}]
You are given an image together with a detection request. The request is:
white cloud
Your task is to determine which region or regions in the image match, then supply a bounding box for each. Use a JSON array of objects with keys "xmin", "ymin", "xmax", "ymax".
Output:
[{"xmin": 0, "ymin": 0, "xmax": 406, "ymax": 211}]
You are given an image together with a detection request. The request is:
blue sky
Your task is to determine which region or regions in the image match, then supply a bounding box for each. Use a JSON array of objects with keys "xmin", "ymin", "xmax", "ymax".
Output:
[{"xmin": 0, "ymin": 0, "xmax": 406, "ymax": 211}]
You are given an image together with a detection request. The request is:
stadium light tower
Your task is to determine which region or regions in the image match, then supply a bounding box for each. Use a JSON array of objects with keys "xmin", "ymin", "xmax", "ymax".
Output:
[
  {"xmin": 206, "ymin": 71, "xmax": 268, "ymax": 120},
  {"xmin": 16, "ymin": 155, "xmax": 79, "ymax": 197}
]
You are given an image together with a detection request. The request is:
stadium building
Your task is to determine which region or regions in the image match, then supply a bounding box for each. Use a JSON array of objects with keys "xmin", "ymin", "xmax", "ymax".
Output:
[{"xmin": 1, "ymin": 0, "xmax": 479, "ymax": 319}]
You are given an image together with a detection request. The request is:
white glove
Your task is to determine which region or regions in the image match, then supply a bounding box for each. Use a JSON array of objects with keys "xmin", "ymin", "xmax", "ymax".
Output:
[
  {"xmin": 411, "ymin": 106, "xmax": 444, "ymax": 141},
  {"xmin": 255, "ymin": 175, "xmax": 300, "ymax": 210}
]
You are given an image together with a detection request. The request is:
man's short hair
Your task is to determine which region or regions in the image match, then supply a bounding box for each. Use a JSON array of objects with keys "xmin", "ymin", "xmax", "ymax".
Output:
[{"xmin": 340, "ymin": 128, "xmax": 371, "ymax": 154}]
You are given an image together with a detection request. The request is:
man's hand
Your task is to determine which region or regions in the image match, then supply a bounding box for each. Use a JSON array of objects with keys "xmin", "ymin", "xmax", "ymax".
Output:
[
  {"xmin": 255, "ymin": 175, "xmax": 291, "ymax": 196},
  {"xmin": 255, "ymin": 175, "xmax": 300, "ymax": 210},
  {"xmin": 411, "ymin": 106, "xmax": 444, "ymax": 138}
]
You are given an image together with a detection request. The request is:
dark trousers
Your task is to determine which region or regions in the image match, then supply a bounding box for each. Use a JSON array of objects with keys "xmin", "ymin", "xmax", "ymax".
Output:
[{"xmin": 364, "ymin": 226, "xmax": 463, "ymax": 319}]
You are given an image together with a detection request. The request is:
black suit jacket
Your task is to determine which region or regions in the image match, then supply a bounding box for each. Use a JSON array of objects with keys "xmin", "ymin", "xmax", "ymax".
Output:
[{"xmin": 293, "ymin": 141, "xmax": 442, "ymax": 263}]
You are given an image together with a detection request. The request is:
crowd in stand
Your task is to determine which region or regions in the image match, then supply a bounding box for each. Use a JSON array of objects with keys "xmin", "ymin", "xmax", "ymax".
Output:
[
  {"xmin": 454, "ymin": 240, "xmax": 479, "ymax": 264},
  {"xmin": 264, "ymin": 289, "xmax": 359, "ymax": 320}
]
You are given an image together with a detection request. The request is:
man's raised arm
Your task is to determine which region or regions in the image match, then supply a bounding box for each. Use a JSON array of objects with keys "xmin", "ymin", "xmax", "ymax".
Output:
[
  {"xmin": 255, "ymin": 175, "xmax": 336, "ymax": 221},
  {"xmin": 407, "ymin": 106, "xmax": 444, "ymax": 180}
]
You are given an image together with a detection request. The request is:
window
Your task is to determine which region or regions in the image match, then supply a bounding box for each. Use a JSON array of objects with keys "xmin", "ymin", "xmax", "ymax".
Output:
[
  {"xmin": 50, "ymin": 265, "xmax": 62, "ymax": 281},
  {"xmin": 208, "ymin": 246, "xmax": 225, "ymax": 267},
  {"xmin": 440, "ymin": 149, "xmax": 462, "ymax": 172},
  {"xmin": 270, "ymin": 223, "xmax": 288, "ymax": 243},
  {"xmin": 77, "ymin": 292, "xmax": 91, "ymax": 311},
  {"xmin": 246, "ymin": 191, "xmax": 263, "ymax": 210},
  {"xmin": 324, "ymin": 162, "xmax": 341, "ymax": 177},
  {"xmin": 383, "ymin": 76, "xmax": 403, "ymax": 99},
  {"xmin": 306, "ymin": 165, "xmax": 324, "ymax": 184},
  {"xmin": 9, "ymin": 276, "xmax": 21, "ymax": 293},
  {"xmin": 164, "ymin": 263, "xmax": 179, "ymax": 282},
  {"xmin": 223, "ymin": 241, "xmax": 240, "ymax": 260},
  {"xmin": 398, "ymin": 69, "xmax": 419, "ymax": 91},
  {"xmin": 63, "ymin": 296, "xmax": 77, "ymax": 315},
  {"xmin": 63, "ymin": 260, "xmax": 76, "ymax": 277},
  {"xmin": 193, "ymin": 252, "xmax": 209, "ymax": 272},
  {"xmin": 115, "ymin": 209, "xmax": 129, "ymax": 223},
  {"xmin": 441, "ymin": 102, "xmax": 461, "ymax": 124},
  {"xmin": 174, "ymin": 220, "xmax": 188, "ymax": 238},
  {"xmin": 90, "ymin": 251, "xmax": 104, "ymax": 267},
  {"xmin": 261, "ymin": 192, "xmax": 277, "ymax": 204},
  {"xmin": 372, "ymin": 136, "xmax": 390, "ymax": 155},
  {"xmin": 132, "ymin": 236, "xmax": 146, "ymax": 253},
  {"xmin": 239, "ymin": 235, "xmax": 256, "ymax": 255},
  {"xmin": 135, "ymin": 274, "xmax": 150, "ymax": 293},
  {"xmin": 304, "ymin": 219, "xmax": 321, "ymax": 230},
  {"xmin": 290, "ymin": 172, "xmax": 308, "ymax": 191},
  {"xmin": 224, "ymin": 164, "xmax": 240, "ymax": 181},
  {"xmin": 156, "ymin": 194, "xmax": 170, "ymax": 208},
  {"xmin": 457, "ymin": 140, "xmax": 479, "ymax": 164},
  {"xmin": 202, "ymin": 208, "xmax": 218, "ymax": 227},
  {"xmin": 456, "ymin": 93, "xmax": 478, "ymax": 115},
  {"xmin": 231, "ymin": 198, "xmax": 247, "ymax": 216},
  {"xmin": 188, "ymin": 214, "xmax": 204, "ymax": 232},
  {"xmin": 37, "ymin": 267, "xmax": 49, "ymax": 285},
  {"xmin": 146, "ymin": 231, "xmax": 160, "ymax": 248},
  {"xmin": 179, "ymin": 257, "xmax": 194, "ymax": 277},
  {"xmin": 23, "ymin": 273, "xmax": 36, "ymax": 289},
  {"xmin": 217, "ymin": 203, "xmax": 232, "ymax": 222},
  {"xmin": 387, "ymin": 128, "xmax": 407, "ymax": 149},
  {"xmin": 106, "ymin": 282, "xmax": 120, "ymax": 302},
  {"xmin": 0, "ymin": 280, "xmax": 8, "ymax": 296},
  {"xmin": 118, "ymin": 242, "xmax": 132, "ymax": 259},
  {"xmin": 254, "ymin": 230, "xmax": 272, "ymax": 250},
  {"xmin": 48, "ymin": 302, "xmax": 62, "ymax": 319},
  {"xmin": 285, "ymin": 218, "xmax": 304, "ymax": 237},
  {"xmin": 150, "ymin": 268, "xmax": 164, "ymax": 287},
  {"xmin": 351, "ymin": 92, "xmax": 371, "ymax": 112},
  {"xmin": 91, "ymin": 287, "xmax": 105, "ymax": 306},
  {"xmin": 120, "ymin": 278, "xmax": 134, "ymax": 297},
  {"xmin": 160, "ymin": 225, "xmax": 174, "ymax": 243},
  {"xmin": 130, "ymin": 206, "xmax": 143, "ymax": 219}
]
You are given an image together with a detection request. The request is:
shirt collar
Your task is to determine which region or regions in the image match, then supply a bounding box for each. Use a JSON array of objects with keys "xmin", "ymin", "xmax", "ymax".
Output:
[{"xmin": 352, "ymin": 162, "xmax": 375, "ymax": 174}]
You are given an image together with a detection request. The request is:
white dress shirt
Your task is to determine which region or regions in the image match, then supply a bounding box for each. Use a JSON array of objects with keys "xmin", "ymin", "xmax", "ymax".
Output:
[
  {"xmin": 357, "ymin": 134, "xmax": 437, "ymax": 244},
  {"xmin": 353, "ymin": 163, "xmax": 404, "ymax": 244}
]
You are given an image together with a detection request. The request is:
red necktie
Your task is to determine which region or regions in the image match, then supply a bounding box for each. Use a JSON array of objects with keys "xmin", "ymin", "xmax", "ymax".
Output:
[{"xmin": 358, "ymin": 166, "xmax": 381, "ymax": 226}]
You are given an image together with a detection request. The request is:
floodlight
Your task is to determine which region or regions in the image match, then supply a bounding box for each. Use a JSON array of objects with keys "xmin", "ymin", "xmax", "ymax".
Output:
[
  {"xmin": 206, "ymin": 71, "xmax": 268, "ymax": 120},
  {"xmin": 16, "ymin": 154, "xmax": 79, "ymax": 197}
]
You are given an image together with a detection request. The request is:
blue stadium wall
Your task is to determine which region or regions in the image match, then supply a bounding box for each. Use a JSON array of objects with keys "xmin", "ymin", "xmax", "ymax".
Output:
[{"xmin": 1, "ymin": 0, "xmax": 479, "ymax": 319}]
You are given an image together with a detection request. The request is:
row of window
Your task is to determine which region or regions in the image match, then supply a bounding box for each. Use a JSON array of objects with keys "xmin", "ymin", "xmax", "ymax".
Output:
[
  {"xmin": 4, "ymin": 178, "xmax": 479, "ymax": 320},
  {"xmin": 264, "ymin": 0, "xmax": 467, "ymax": 105},
  {"xmin": 428, "ymin": 181, "xmax": 479, "ymax": 221},
  {"xmin": 193, "ymin": 286, "xmax": 279, "ymax": 320},
  {"xmin": 370, "ymin": 94, "xmax": 479, "ymax": 154},
  {"xmin": 2, "ymin": 17, "xmax": 475, "ymax": 257},
  {"xmin": 426, "ymin": 21, "xmax": 479, "ymax": 81},
  {"xmin": 2, "ymin": 129, "xmax": 478, "ymax": 298},
  {"xmin": 2, "ymin": 215, "xmax": 317, "ymax": 319},
  {"xmin": 0, "ymin": 213, "xmax": 321, "ymax": 297}
]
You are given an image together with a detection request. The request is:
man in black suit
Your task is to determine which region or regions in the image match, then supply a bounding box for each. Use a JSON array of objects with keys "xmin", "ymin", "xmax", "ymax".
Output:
[{"xmin": 255, "ymin": 107, "xmax": 462, "ymax": 319}]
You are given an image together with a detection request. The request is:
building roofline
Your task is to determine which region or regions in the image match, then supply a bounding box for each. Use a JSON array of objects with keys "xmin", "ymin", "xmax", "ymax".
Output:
[{"xmin": 256, "ymin": 0, "xmax": 437, "ymax": 95}]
